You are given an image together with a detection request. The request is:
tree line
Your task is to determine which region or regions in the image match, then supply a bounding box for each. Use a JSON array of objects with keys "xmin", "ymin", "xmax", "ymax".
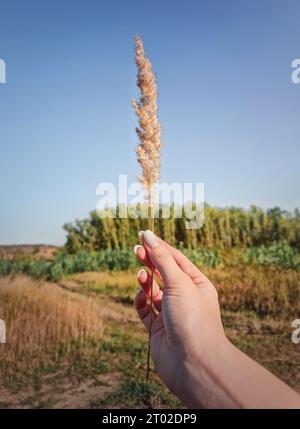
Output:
[{"xmin": 63, "ymin": 205, "xmax": 300, "ymax": 253}]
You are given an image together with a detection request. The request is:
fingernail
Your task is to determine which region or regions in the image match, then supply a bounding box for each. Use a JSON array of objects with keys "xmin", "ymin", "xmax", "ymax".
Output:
[
  {"xmin": 133, "ymin": 244, "xmax": 143, "ymax": 254},
  {"xmin": 137, "ymin": 269, "xmax": 147, "ymax": 282},
  {"xmin": 138, "ymin": 230, "xmax": 144, "ymax": 243},
  {"xmin": 143, "ymin": 230, "xmax": 160, "ymax": 249}
]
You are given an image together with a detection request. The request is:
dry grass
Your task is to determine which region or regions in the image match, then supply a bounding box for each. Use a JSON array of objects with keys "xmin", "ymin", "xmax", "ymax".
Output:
[
  {"xmin": 205, "ymin": 266, "xmax": 300, "ymax": 317},
  {"xmin": 66, "ymin": 267, "xmax": 300, "ymax": 317},
  {"xmin": 0, "ymin": 276, "xmax": 103, "ymax": 375}
]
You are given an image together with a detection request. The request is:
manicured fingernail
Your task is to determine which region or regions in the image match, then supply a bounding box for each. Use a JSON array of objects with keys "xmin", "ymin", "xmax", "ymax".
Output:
[
  {"xmin": 138, "ymin": 230, "xmax": 144, "ymax": 243},
  {"xmin": 143, "ymin": 230, "xmax": 160, "ymax": 249},
  {"xmin": 137, "ymin": 269, "xmax": 147, "ymax": 282},
  {"xmin": 133, "ymin": 245, "xmax": 143, "ymax": 254}
]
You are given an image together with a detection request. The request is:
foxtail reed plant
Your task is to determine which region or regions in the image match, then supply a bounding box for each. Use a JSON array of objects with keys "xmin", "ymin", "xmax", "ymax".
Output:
[
  {"xmin": 132, "ymin": 35, "xmax": 163, "ymax": 382},
  {"xmin": 132, "ymin": 35, "xmax": 162, "ymax": 210}
]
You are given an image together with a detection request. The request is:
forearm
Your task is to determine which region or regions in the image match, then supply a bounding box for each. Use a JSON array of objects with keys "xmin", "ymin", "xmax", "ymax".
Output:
[{"xmin": 181, "ymin": 339, "xmax": 300, "ymax": 409}]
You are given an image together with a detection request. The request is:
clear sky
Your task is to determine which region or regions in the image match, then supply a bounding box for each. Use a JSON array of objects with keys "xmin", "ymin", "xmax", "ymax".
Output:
[{"xmin": 0, "ymin": 0, "xmax": 299, "ymax": 245}]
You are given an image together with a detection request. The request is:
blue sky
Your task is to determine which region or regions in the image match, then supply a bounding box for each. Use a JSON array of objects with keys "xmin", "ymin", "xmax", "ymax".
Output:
[{"xmin": 0, "ymin": 0, "xmax": 299, "ymax": 244}]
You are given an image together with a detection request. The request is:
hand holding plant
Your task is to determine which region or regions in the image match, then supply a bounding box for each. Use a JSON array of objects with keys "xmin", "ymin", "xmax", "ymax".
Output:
[{"xmin": 134, "ymin": 230, "xmax": 300, "ymax": 408}]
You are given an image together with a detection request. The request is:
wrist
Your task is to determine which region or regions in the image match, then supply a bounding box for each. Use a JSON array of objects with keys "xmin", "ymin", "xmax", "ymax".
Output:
[{"xmin": 179, "ymin": 336, "xmax": 239, "ymax": 408}]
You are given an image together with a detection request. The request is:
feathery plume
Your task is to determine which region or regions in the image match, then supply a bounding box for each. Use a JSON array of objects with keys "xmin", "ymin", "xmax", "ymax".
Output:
[{"xmin": 132, "ymin": 35, "xmax": 162, "ymax": 208}]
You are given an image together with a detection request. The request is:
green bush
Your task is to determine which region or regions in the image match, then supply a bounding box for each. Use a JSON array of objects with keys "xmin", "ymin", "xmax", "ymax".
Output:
[
  {"xmin": 243, "ymin": 241, "xmax": 300, "ymax": 269},
  {"xmin": 25, "ymin": 260, "xmax": 51, "ymax": 279},
  {"xmin": 182, "ymin": 248, "xmax": 221, "ymax": 268},
  {"xmin": 0, "ymin": 260, "xmax": 12, "ymax": 276},
  {"xmin": 49, "ymin": 263, "xmax": 65, "ymax": 281}
]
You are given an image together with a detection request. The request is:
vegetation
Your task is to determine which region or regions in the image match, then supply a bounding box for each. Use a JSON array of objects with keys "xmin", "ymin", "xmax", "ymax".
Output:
[
  {"xmin": 62, "ymin": 269, "xmax": 300, "ymax": 318},
  {"xmin": 63, "ymin": 205, "xmax": 300, "ymax": 253},
  {"xmin": 0, "ymin": 276, "xmax": 104, "ymax": 379},
  {"xmin": 0, "ymin": 240, "xmax": 299, "ymax": 284},
  {"xmin": 243, "ymin": 241, "xmax": 300, "ymax": 269},
  {"xmin": 0, "ymin": 247, "xmax": 222, "ymax": 281}
]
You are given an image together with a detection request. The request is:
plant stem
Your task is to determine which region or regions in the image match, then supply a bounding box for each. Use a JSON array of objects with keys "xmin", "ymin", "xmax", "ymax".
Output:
[{"xmin": 146, "ymin": 214, "xmax": 155, "ymax": 383}]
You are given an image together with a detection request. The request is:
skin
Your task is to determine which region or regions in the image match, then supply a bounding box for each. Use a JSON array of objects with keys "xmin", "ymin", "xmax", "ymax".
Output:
[{"xmin": 134, "ymin": 230, "xmax": 300, "ymax": 409}]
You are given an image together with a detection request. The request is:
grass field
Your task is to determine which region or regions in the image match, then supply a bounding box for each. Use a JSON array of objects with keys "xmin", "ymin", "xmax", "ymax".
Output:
[{"xmin": 0, "ymin": 258, "xmax": 300, "ymax": 408}]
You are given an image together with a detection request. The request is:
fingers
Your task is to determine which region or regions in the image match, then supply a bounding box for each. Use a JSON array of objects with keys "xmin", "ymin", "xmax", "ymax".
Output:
[
  {"xmin": 137, "ymin": 269, "xmax": 163, "ymax": 312},
  {"xmin": 138, "ymin": 230, "xmax": 211, "ymax": 288},
  {"xmin": 134, "ymin": 269, "xmax": 163, "ymax": 331},
  {"xmin": 142, "ymin": 230, "xmax": 187, "ymax": 287},
  {"xmin": 160, "ymin": 241, "xmax": 202, "ymax": 278},
  {"xmin": 134, "ymin": 244, "xmax": 162, "ymax": 280},
  {"xmin": 160, "ymin": 241, "xmax": 211, "ymax": 287},
  {"xmin": 135, "ymin": 291, "xmax": 161, "ymax": 334}
]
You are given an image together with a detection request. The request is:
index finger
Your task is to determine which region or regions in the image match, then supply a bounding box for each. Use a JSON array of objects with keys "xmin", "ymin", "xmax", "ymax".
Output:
[{"xmin": 139, "ymin": 231, "xmax": 210, "ymax": 286}]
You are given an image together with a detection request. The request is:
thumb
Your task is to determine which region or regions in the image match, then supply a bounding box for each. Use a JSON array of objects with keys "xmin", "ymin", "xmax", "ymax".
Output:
[{"xmin": 143, "ymin": 230, "xmax": 185, "ymax": 287}]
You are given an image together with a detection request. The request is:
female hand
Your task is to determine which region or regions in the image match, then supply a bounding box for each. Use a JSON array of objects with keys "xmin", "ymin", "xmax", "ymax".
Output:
[
  {"xmin": 134, "ymin": 229, "xmax": 229, "ymax": 407},
  {"xmin": 134, "ymin": 230, "xmax": 300, "ymax": 409}
]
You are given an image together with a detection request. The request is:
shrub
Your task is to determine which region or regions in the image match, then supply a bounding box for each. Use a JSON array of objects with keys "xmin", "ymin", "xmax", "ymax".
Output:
[{"xmin": 243, "ymin": 241, "xmax": 300, "ymax": 269}]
